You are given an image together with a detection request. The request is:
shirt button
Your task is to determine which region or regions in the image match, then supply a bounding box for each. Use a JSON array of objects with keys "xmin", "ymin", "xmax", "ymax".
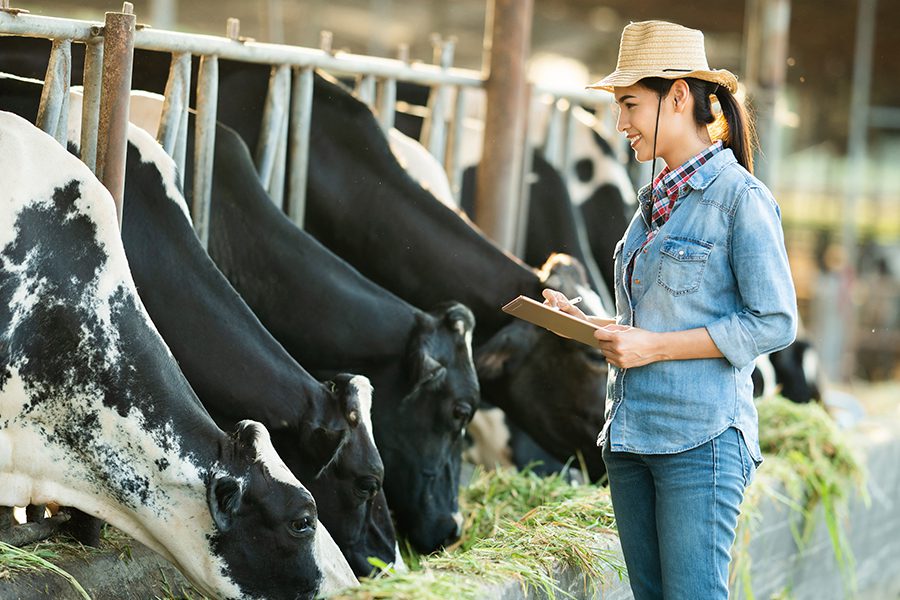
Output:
[
  {"xmin": 634, "ymin": 278, "xmax": 640, "ymax": 285},
  {"xmin": 678, "ymin": 250, "xmax": 685, "ymax": 256}
]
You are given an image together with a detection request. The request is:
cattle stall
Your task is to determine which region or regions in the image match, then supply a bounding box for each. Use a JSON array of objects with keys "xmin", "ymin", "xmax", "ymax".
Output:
[{"xmin": 0, "ymin": 0, "xmax": 620, "ymax": 554}]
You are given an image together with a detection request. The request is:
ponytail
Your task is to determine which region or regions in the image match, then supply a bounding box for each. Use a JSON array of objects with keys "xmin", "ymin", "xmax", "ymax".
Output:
[
  {"xmin": 637, "ymin": 77, "xmax": 758, "ymax": 174},
  {"xmin": 710, "ymin": 86, "xmax": 756, "ymax": 174}
]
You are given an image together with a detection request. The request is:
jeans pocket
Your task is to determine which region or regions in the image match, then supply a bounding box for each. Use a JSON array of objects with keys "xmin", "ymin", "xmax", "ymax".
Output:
[{"xmin": 656, "ymin": 236, "xmax": 712, "ymax": 295}]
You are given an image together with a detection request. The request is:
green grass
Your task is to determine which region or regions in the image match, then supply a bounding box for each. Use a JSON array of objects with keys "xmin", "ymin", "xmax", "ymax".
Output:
[
  {"xmin": 0, "ymin": 539, "xmax": 92, "ymax": 599},
  {"xmin": 334, "ymin": 466, "xmax": 623, "ymax": 600},
  {"xmin": 732, "ymin": 395, "xmax": 868, "ymax": 599}
]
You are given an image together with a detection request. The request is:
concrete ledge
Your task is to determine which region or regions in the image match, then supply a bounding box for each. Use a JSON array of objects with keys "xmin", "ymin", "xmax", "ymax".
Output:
[{"xmin": 0, "ymin": 541, "xmax": 195, "ymax": 600}]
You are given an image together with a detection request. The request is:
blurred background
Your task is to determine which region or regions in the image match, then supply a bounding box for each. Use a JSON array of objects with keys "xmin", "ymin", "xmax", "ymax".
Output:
[{"xmin": 26, "ymin": 0, "xmax": 900, "ymax": 385}]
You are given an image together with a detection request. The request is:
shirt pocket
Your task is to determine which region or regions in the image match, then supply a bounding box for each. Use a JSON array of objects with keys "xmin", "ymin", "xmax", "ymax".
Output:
[{"xmin": 656, "ymin": 236, "xmax": 713, "ymax": 295}]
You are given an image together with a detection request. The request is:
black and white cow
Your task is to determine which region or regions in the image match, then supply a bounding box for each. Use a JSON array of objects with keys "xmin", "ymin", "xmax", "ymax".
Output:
[
  {"xmin": 0, "ymin": 109, "xmax": 355, "ymax": 599},
  {"xmin": 199, "ymin": 123, "xmax": 480, "ymax": 555},
  {"xmin": 1, "ymin": 74, "xmax": 395, "ymax": 577}
]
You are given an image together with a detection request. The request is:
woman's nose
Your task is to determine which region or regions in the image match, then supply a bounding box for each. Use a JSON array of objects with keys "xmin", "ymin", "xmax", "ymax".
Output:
[{"xmin": 615, "ymin": 110, "xmax": 627, "ymax": 133}]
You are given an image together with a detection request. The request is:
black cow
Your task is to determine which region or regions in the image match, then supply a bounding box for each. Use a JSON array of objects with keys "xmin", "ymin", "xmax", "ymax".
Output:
[
  {"xmin": 0, "ymin": 74, "xmax": 394, "ymax": 577},
  {"xmin": 0, "ymin": 109, "xmax": 353, "ymax": 599},
  {"xmin": 200, "ymin": 123, "xmax": 480, "ymax": 554}
]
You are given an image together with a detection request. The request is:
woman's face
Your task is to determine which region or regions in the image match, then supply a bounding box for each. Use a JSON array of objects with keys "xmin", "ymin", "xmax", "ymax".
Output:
[{"xmin": 613, "ymin": 84, "xmax": 669, "ymax": 163}]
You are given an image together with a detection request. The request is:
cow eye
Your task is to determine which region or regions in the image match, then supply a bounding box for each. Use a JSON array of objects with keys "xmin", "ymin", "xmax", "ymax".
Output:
[
  {"xmin": 426, "ymin": 366, "xmax": 447, "ymax": 384},
  {"xmin": 453, "ymin": 403, "xmax": 473, "ymax": 424},
  {"xmin": 354, "ymin": 475, "xmax": 381, "ymax": 500},
  {"xmin": 288, "ymin": 516, "xmax": 316, "ymax": 538}
]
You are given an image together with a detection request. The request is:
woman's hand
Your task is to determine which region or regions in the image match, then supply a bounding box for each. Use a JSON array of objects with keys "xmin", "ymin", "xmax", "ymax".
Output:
[
  {"xmin": 541, "ymin": 288, "xmax": 589, "ymax": 321},
  {"xmin": 593, "ymin": 324, "xmax": 665, "ymax": 369}
]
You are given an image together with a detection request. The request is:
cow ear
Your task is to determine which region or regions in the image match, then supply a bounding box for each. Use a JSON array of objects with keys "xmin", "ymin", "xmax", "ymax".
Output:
[
  {"xmin": 475, "ymin": 323, "xmax": 535, "ymax": 381},
  {"xmin": 208, "ymin": 474, "xmax": 243, "ymax": 531}
]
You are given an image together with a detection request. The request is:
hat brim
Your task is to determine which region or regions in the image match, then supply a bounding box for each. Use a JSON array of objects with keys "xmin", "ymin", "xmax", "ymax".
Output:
[{"xmin": 586, "ymin": 68, "xmax": 738, "ymax": 94}]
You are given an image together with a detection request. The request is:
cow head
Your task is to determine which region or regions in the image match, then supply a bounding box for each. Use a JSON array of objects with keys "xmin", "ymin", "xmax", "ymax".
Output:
[
  {"xmin": 475, "ymin": 255, "xmax": 609, "ymax": 481},
  {"xmin": 373, "ymin": 302, "xmax": 478, "ymax": 553},
  {"xmin": 207, "ymin": 421, "xmax": 324, "ymax": 600},
  {"xmin": 278, "ymin": 376, "xmax": 397, "ymax": 577}
]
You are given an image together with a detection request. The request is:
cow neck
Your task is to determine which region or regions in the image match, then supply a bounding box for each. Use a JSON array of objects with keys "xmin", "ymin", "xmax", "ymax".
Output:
[
  {"xmin": 119, "ymin": 130, "xmax": 322, "ymax": 433},
  {"xmin": 203, "ymin": 125, "xmax": 421, "ymax": 371},
  {"xmin": 302, "ymin": 76, "xmax": 543, "ymax": 339}
]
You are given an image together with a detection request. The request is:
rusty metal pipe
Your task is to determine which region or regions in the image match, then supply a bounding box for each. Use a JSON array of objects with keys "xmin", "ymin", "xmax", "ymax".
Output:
[
  {"xmin": 96, "ymin": 2, "xmax": 136, "ymax": 228},
  {"xmin": 157, "ymin": 51, "xmax": 191, "ymax": 185},
  {"xmin": 36, "ymin": 38, "xmax": 71, "ymax": 145}
]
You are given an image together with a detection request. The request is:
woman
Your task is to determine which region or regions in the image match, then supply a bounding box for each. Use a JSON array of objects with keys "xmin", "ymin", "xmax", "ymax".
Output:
[{"xmin": 542, "ymin": 21, "xmax": 797, "ymax": 599}]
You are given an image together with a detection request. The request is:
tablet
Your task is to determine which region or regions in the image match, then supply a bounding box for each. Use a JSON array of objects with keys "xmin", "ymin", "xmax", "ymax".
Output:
[{"xmin": 501, "ymin": 295, "xmax": 602, "ymax": 349}]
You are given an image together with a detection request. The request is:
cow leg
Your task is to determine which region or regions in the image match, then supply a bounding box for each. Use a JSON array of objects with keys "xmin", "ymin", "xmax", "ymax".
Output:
[
  {"xmin": 0, "ymin": 506, "xmax": 14, "ymax": 530},
  {"xmin": 25, "ymin": 503, "xmax": 46, "ymax": 523},
  {"xmin": 63, "ymin": 507, "xmax": 103, "ymax": 547}
]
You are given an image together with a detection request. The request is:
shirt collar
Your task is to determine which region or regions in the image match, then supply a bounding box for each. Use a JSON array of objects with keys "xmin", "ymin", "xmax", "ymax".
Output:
[{"xmin": 652, "ymin": 140, "xmax": 724, "ymax": 202}]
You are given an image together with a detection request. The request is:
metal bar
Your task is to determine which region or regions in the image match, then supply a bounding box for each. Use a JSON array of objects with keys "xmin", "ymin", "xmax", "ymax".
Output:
[
  {"xmin": 541, "ymin": 97, "xmax": 565, "ymax": 168},
  {"xmin": 560, "ymin": 100, "xmax": 578, "ymax": 182},
  {"xmin": 36, "ymin": 38, "xmax": 71, "ymax": 145},
  {"xmin": 869, "ymin": 105, "xmax": 900, "ymax": 129},
  {"xmin": 840, "ymin": 0, "xmax": 878, "ymax": 382},
  {"xmin": 355, "ymin": 73, "xmax": 376, "ymax": 107},
  {"xmin": 255, "ymin": 64, "xmax": 291, "ymax": 194},
  {"xmin": 0, "ymin": 12, "xmax": 484, "ymax": 87},
  {"xmin": 192, "ymin": 54, "xmax": 218, "ymax": 248},
  {"xmin": 474, "ymin": 0, "xmax": 533, "ymax": 252},
  {"xmin": 513, "ymin": 82, "xmax": 534, "ymax": 259},
  {"xmin": 269, "ymin": 92, "xmax": 289, "ymax": 210},
  {"xmin": 287, "ymin": 65, "xmax": 313, "ymax": 227},
  {"xmin": 446, "ymin": 85, "xmax": 466, "ymax": 204},
  {"xmin": 375, "ymin": 76, "xmax": 396, "ymax": 134},
  {"xmin": 80, "ymin": 36, "xmax": 104, "ymax": 173},
  {"xmin": 96, "ymin": 2, "xmax": 136, "ymax": 228},
  {"xmin": 421, "ymin": 36, "xmax": 455, "ymax": 164},
  {"xmin": 157, "ymin": 52, "xmax": 191, "ymax": 183},
  {"xmin": 0, "ymin": 12, "xmax": 97, "ymax": 40}
]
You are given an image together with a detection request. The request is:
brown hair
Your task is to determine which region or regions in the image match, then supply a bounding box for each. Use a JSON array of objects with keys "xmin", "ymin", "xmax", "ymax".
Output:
[{"xmin": 638, "ymin": 77, "xmax": 757, "ymax": 174}]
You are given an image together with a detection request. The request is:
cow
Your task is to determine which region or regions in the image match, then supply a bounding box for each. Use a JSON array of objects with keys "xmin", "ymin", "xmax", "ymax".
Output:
[
  {"xmin": 196, "ymin": 122, "xmax": 480, "ymax": 555},
  {"xmin": 1, "ymin": 74, "xmax": 396, "ymax": 577},
  {"xmin": 0, "ymin": 44, "xmax": 608, "ymax": 479},
  {"xmin": 0, "ymin": 108, "xmax": 356, "ymax": 599}
]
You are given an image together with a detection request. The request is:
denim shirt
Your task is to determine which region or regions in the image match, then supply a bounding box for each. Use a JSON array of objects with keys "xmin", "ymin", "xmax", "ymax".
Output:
[{"xmin": 599, "ymin": 148, "xmax": 798, "ymax": 463}]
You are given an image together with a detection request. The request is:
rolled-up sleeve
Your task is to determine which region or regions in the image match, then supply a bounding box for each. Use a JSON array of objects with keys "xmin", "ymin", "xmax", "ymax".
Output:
[{"xmin": 706, "ymin": 185, "xmax": 798, "ymax": 369}]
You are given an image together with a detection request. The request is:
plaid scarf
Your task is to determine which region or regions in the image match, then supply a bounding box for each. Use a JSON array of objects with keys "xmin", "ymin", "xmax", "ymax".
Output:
[{"xmin": 645, "ymin": 140, "xmax": 724, "ymax": 243}]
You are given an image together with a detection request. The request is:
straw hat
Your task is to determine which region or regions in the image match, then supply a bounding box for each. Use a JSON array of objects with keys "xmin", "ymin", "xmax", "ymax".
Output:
[{"xmin": 587, "ymin": 20, "xmax": 738, "ymax": 94}]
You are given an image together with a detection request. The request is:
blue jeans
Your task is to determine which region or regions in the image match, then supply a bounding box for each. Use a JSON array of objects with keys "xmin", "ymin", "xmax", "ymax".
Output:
[{"xmin": 602, "ymin": 427, "xmax": 756, "ymax": 600}]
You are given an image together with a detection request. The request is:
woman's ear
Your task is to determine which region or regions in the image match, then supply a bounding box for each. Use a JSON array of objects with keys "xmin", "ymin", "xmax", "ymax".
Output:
[{"xmin": 671, "ymin": 80, "xmax": 690, "ymax": 112}]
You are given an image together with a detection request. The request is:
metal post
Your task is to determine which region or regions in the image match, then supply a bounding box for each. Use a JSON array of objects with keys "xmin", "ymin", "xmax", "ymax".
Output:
[
  {"xmin": 375, "ymin": 76, "xmax": 396, "ymax": 133},
  {"xmin": 473, "ymin": 0, "xmax": 533, "ymax": 252},
  {"xmin": 255, "ymin": 64, "xmax": 291, "ymax": 197},
  {"xmin": 840, "ymin": 0, "xmax": 878, "ymax": 381},
  {"xmin": 192, "ymin": 54, "xmax": 218, "ymax": 247},
  {"xmin": 80, "ymin": 35, "xmax": 104, "ymax": 173},
  {"xmin": 36, "ymin": 38, "xmax": 71, "ymax": 146},
  {"xmin": 96, "ymin": 1, "xmax": 136, "ymax": 228},
  {"xmin": 541, "ymin": 97, "xmax": 565, "ymax": 168},
  {"xmin": 753, "ymin": 0, "xmax": 791, "ymax": 186},
  {"xmin": 269, "ymin": 90, "xmax": 290, "ymax": 208},
  {"xmin": 513, "ymin": 82, "xmax": 534, "ymax": 259},
  {"xmin": 355, "ymin": 73, "xmax": 376, "ymax": 107},
  {"xmin": 287, "ymin": 65, "xmax": 314, "ymax": 227},
  {"xmin": 446, "ymin": 85, "xmax": 466, "ymax": 203},
  {"xmin": 421, "ymin": 35, "xmax": 455, "ymax": 165},
  {"xmin": 157, "ymin": 52, "xmax": 191, "ymax": 184}
]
